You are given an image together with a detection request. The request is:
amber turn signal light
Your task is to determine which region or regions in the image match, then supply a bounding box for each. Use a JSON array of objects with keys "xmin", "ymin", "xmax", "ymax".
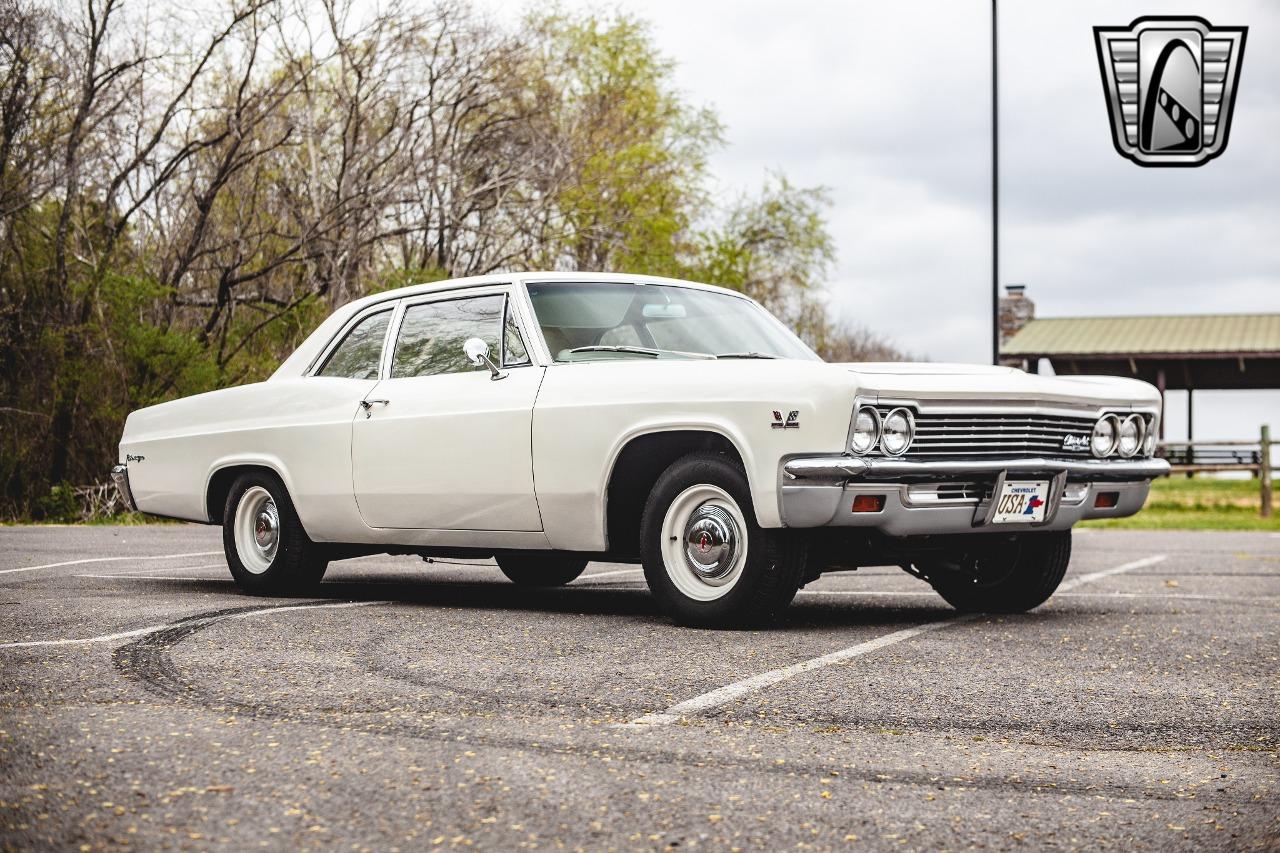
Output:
[
  {"xmin": 1094, "ymin": 491, "xmax": 1119, "ymax": 508},
  {"xmin": 851, "ymin": 494, "xmax": 885, "ymax": 513}
]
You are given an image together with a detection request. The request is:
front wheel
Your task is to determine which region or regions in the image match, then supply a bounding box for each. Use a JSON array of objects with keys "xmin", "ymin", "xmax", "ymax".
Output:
[
  {"xmin": 496, "ymin": 554, "xmax": 588, "ymax": 586},
  {"xmin": 223, "ymin": 472, "xmax": 328, "ymax": 595},
  {"xmin": 641, "ymin": 452, "xmax": 807, "ymax": 629},
  {"xmin": 919, "ymin": 531, "xmax": 1071, "ymax": 613}
]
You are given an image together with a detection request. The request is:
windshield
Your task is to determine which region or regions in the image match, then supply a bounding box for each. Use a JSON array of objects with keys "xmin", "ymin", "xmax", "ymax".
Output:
[{"xmin": 525, "ymin": 281, "xmax": 818, "ymax": 362}]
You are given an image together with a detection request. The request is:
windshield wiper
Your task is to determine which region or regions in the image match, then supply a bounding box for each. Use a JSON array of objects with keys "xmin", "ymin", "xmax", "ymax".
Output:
[
  {"xmin": 567, "ymin": 346, "xmax": 716, "ymax": 360},
  {"xmin": 716, "ymin": 351, "xmax": 777, "ymax": 359}
]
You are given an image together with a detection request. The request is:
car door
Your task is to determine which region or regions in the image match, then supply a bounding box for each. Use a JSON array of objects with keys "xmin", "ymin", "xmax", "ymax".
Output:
[
  {"xmin": 350, "ymin": 287, "xmax": 545, "ymax": 531},
  {"xmin": 290, "ymin": 303, "xmax": 399, "ymax": 526}
]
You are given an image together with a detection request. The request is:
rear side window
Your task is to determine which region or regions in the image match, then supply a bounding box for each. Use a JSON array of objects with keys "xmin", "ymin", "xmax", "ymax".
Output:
[
  {"xmin": 316, "ymin": 309, "xmax": 392, "ymax": 379},
  {"xmin": 392, "ymin": 295, "xmax": 505, "ymax": 379}
]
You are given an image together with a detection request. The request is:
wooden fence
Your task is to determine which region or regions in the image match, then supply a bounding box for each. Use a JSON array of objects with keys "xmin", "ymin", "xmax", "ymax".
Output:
[{"xmin": 1156, "ymin": 424, "xmax": 1273, "ymax": 517}]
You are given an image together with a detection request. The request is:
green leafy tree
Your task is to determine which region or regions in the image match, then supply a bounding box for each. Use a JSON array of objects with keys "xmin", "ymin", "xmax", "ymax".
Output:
[
  {"xmin": 693, "ymin": 174, "xmax": 836, "ymax": 346},
  {"xmin": 525, "ymin": 10, "xmax": 722, "ymax": 275}
]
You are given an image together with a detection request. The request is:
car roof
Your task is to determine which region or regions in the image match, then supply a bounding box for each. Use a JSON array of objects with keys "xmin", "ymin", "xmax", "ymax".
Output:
[
  {"xmin": 271, "ymin": 272, "xmax": 754, "ymax": 380},
  {"xmin": 343, "ymin": 271, "xmax": 747, "ymax": 314}
]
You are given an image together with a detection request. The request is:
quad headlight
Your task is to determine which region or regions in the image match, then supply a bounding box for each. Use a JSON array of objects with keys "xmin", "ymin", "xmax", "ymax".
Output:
[
  {"xmin": 1117, "ymin": 413, "xmax": 1145, "ymax": 458},
  {"xmin": 1092, "ymin": 412, "xmax": 1151, "ymax": 458},
  {"xmin": 881, "ymin": 407, "xmax": 915, "ymax": 456},
  {"xmin": 1091, "ymin": 414, "xmax": 1119, "ymax": 458},
  {"xmin": 849, "ymin": 406, "xmax": 881, "ymax": 454}
]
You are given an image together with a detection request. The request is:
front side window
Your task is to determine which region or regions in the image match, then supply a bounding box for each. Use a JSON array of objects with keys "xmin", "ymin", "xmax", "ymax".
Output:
[
  {"xmin": 392, "ymin": 294, "xmax": 505, "ymax": 379},
  {"xmin": 525, "ymin": 282, "xmax": 818, "ymax": 362},
  {"xmin": 316, "ymin": 309, "xmax": 392, "ymax": 379}
]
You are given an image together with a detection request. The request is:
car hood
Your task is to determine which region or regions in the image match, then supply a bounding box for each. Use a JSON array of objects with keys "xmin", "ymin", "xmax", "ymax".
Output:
[{"xmin": 836, "ymin": 361, "xmax": 1161, "ymax": 407}]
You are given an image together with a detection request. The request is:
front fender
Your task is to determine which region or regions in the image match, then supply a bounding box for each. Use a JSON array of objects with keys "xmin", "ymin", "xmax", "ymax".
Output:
[{"xmin": 531, "ymin": 360, "xmax": 858, "ymax": 551}]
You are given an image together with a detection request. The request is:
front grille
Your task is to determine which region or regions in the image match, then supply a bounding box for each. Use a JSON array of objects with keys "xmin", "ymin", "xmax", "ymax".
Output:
[{"xmin": 877, "ymin": 407, "xmax": 1095, "ymax": 459}]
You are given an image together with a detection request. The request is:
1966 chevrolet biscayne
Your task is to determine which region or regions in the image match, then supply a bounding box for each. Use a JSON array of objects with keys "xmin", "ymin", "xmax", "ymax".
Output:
[{"xmin": 112, "ymin": 273, "xmax": 1170, "ymax": 627}]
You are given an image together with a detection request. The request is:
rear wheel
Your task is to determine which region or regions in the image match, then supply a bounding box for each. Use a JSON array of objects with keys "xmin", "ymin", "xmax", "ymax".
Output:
[
  {"xmin": 496, "ymin": 554, "xmax": 588, "ymax": 586},
  {"xmin": 223, "ymin": 472, "xmax": 328, "ymax": 595},
  {"xmin": 641, "ymin": 452, "xmax": 806, "ymax": 628},
  {"xmin": 919, "ymin": 531, "xmax": 1071, "ymax": 613}
]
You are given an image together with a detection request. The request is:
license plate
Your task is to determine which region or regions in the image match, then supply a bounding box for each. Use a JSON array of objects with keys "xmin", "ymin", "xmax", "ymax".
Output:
[{"xmin": 990, "ymin": 480, "xmax": 1050, "ymax": 524}]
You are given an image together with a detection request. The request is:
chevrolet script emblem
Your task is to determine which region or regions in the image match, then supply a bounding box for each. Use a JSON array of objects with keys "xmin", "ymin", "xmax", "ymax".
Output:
[
  {"xmin": 1094, "ymin": 16, "xmax": 1247, "ymax": 167},
  {"xmin": 1061, "ymin": 434, "xmax": 1090, "ymax": 452}
]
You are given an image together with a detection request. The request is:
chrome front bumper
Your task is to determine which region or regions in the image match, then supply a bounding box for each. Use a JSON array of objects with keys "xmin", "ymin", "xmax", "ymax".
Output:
[
  {"xmin": 783, "ymin": 455, "xmax": 1171, "ymax": 482},
  {"xmin": 779, "ymin": 455, "xmax": 1169, "ymax": 534},
  {"xmin": 110, "ymin": 464, "xmax": 137, "ymax": 512}
]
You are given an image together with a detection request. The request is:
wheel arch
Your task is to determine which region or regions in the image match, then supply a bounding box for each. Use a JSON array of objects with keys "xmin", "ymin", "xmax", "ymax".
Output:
[
  {"xmin": 601, "ymin": 427, "xmax": 753, "ymax": 558},
  {"xmin": 204, "ymin": 457, "xmax": 297, "ymax": 525}
]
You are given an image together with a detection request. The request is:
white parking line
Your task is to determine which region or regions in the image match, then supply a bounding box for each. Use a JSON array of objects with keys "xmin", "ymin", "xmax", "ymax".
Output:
[
  {"xmin": 0, "ymin": 600, "xmax": 388, "ymax": 649},
  {"xmin": 799, "ymin": 588, "xmax": 1271, "ymax": 604},
  {"xmin": 618, "ymin": 554, "xmax": 1168, "ymax": 728},
  {"xmin": 78, "ymin": 574, "xmax": 232, "ymax": 581},
  {"xmin": 0, "ymin": 550, "xmax": 222, "ymax": 576},
  {"xmin": 618, "ymin": 617, "xmax": 977, "ymax": 728},
  {"xmin": 1061, "ymin": 590, "xmax": 1275, "ymax": 603},
  {"xmin": 1057, "ymin": 554, "xmax": 1168, "ymax": 590}
]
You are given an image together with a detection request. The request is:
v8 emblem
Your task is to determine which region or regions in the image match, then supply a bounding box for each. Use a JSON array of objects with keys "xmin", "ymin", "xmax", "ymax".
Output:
[{"xmin": 771, "ymin": 410, "xmax": 799, "ymax": 430}]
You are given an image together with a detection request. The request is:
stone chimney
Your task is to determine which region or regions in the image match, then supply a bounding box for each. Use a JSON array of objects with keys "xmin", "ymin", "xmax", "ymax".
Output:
[
  {"xmin": 998, "ymin": 284, "xmax": 1035, "ymax": 369},
  {"xmin": 999, "ymin": 284, "xmax": 1034, "ymax": 347}
]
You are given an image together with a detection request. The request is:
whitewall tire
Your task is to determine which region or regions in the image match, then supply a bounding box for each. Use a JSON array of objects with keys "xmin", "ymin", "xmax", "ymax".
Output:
[
  {"xmin": 641, "ymin": 452, "xmax": 806, "ymax": 628},
  {"xmin": 222, "ymin": 472, "xmax": 328, "ymax": 594}
]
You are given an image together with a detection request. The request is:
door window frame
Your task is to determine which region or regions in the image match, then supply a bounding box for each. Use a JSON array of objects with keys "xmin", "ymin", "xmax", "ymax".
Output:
[
  {"xmin": 306, "ymin": 283, "xmax": 549, "ymax": 381},
  {"xmin": 384, "ymin": 285, "xmax": 541, "ymax": 381}
]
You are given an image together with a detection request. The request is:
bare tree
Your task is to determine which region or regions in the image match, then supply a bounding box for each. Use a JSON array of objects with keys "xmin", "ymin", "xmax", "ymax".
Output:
[
  {"xmin": 0, "ymin": 0, "xmax": 864, "ymax": 517},
  {"xmin": 815, "ymin": 322, "xmax": 918, "ymax": 363}
]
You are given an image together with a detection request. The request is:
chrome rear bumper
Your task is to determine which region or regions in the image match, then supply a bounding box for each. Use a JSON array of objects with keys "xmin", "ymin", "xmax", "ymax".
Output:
[
  {"xmin": 110, "ymin": 464, "xmax": 137, "ymax": 512},
  {"xmin": 783, "ymin": 455, "xmax": 1171, "ymax": 482}
]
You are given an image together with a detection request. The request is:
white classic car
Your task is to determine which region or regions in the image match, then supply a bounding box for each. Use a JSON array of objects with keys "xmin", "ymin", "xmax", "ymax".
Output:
[{"xmin": 113, "ymin": 272, "xmax": 1169, "ymax": 627}]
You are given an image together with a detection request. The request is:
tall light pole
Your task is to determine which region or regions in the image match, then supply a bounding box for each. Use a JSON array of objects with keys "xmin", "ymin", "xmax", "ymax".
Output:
[{"xmin": 991, "ymin": 0, "xmax": 1000, "ymax": 366}]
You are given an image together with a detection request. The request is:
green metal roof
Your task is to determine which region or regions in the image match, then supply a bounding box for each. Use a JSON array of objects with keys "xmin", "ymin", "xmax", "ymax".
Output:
[{"xmin": 1002, "ymin": 314, "xmax": 1280, "ymax": 357}]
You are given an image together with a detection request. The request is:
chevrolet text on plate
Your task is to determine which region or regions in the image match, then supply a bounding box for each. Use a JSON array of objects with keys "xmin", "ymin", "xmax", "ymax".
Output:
[{"xmin": 111, "ymin": 273, "xmax": 1169, "ymax": 628}]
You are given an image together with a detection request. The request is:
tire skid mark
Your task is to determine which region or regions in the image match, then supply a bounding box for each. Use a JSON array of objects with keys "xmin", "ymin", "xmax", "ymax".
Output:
[
  {"xmin": 5, "ymin": 604, "xmax": 267, "ymax": 650},
  {"xmin": 104, "ymin": 603, "xmax": 1257, "ymax": 806},
  {"xmin": 5, "ymin": 600, "xmax": 379, "ymax": 650},
  {"xmin": 81, "ymin": 562, "xmax": 226, "ymax": 576}
]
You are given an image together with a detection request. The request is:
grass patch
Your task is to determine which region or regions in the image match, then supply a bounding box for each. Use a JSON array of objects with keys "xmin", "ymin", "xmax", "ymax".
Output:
[
  {"xmin": 1, "ymin": 512, "xmax": 184, "ymax": 526},
  {"xmin": 84, "ymin": 512, "xmax": 186, "ymax": 526},
  {"xmin": 1082, "ymin": 477, "xmax": 1278, "ymax": 531}
]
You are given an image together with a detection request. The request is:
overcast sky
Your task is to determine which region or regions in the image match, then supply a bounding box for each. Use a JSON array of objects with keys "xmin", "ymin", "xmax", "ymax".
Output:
[{"xmin": 479, "ymin": 0, "xmax": 1279, "ymax": 440}]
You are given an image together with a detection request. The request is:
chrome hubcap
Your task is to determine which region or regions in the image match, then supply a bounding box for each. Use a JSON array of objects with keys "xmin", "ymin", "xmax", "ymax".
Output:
[
  {"xmin": 659, "ymin": 484, "xmax": 749, "ymax": 602},
  {"xmin": 234, "ymin": 486, "xmax": 279, "ymax": 575},
  {"xmin": 684, "ymin": 505, "xmax": 739, "ymax": 580},
  {"xmin": 254, "ymin": 506, "xmax": 278, "ymax": 553}
]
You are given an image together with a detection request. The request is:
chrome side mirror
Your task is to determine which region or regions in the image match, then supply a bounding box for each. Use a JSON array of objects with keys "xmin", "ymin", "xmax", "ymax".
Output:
[{"xmin": 463, "ymin": 337, "xmax": 507, "ymax": 381}]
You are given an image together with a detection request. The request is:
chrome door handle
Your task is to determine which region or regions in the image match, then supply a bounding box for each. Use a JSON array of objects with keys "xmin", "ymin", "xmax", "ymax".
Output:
[{"xmin": 359, "ymin": 399, "xmax": 390, "ymax": 418}]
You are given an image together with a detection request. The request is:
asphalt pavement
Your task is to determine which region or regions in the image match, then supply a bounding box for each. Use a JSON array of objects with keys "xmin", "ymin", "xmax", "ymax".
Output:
[{"xmin": 1, "ymin": 524, "xmax": 1277, "ymax": 850}]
